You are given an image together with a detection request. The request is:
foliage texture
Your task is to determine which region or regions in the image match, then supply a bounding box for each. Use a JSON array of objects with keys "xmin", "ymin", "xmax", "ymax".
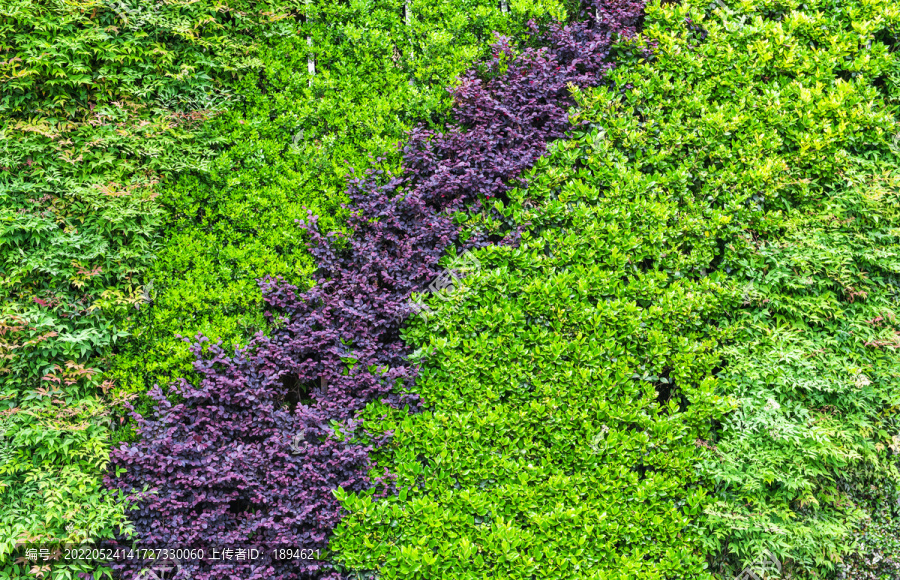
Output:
[
  {"xmin": 0, "ymin": 1, "xmax": 277, "ymax": 574},
  {"xmin": 107, "ymin": 1, "xmax": 645, "ymax": 578},
  {"xmin": 105, "ymin": 0, "xmax": 570, "ymax": 439}
]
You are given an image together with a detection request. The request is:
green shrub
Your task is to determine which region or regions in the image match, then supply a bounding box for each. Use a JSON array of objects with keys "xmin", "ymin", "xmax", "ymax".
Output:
[
  {"xmin": 1, "ymin": 2, "xmax": 570, "ymax": 574},
  {"xmin": 0, "ymin": 0, "xmax": 278, "ymax": 573},
  {"xmin": 702, "ymin": 168, "xmax": 900, "ymax": 576},
  {"xmin": 332, "ymin": 0, "xmax": 900, "ymax": 577},
  {"xmin": 330, "ymin": 124, "xmax": 737, "ymax": 579}
]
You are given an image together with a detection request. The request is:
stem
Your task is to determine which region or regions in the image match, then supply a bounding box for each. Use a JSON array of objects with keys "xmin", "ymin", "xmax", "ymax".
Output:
[{"xmin": 307, "ymin": 0, "xmax": 315, "ymax": 87}]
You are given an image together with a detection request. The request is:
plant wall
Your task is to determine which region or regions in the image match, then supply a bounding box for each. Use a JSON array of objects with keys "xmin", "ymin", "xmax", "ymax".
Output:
[
  {"xmin": 0, "ymin": 0, "xmax": 290, "ymax": 575},
  {"xmin": 105, "ymin": 1, "xmax": 646, "ymax": 578},
  {"xmin": 3, "ymin": 0, "xmax": 899, "ymax": 579}
]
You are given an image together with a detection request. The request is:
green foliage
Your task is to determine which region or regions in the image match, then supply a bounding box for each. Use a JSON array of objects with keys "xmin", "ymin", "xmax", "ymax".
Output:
[
  {"xmin": 703, "ymin": 170, "xmax": 900, "ymax": 576},
  {"xmin": 331, "ymin": 122, "xmax": 737, "ymax": 579},
  {"xmin": 107, "ymin": 0, "xmax": 568, "ymax": 436},
  {"xmin": 0, "ymin": 0, "xmax": 280, "ymax": 574},
  {"xmin": 5, "ymin": 0, "xmax": 898, "ymax": 577},
  {"xmin": 0, "ymin": 371, "xmax": 134, "ymax": 579},
  {"xmin": 333, "ymin": 0, "xmax": 900, "ymax": 577},
  {"xmin": 0, "ymin": 2, "xmax": 569, "ymax": 575},
  {"xmin": 838, "ymin": 473, "xmax": 900, "ymax": 579}
]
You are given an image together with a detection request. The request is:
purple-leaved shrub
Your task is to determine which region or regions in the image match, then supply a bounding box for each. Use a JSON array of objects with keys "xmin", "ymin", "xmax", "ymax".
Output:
[
  {"xmin": 260, "ymin": 0, "xmax": 644, "ymax": 422},
  {"xmin": 106, "ymin": 1, "xmax": 645, "ymax": 577},
  {"xmin": 105, "ymin": 338, "xmax": 376, "ymax": 579}
]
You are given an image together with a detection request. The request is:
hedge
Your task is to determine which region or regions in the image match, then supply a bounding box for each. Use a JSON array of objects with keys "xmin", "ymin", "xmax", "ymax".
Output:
[
  {"xmin": 106, "ymin": 0, "xmax": 569, "ymax": 440},
  {"xmin": 4, "ymin": 0, "xmax": 898, "ymax": 578}
]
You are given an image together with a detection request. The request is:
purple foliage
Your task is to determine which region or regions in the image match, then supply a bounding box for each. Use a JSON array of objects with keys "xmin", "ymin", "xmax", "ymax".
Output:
[
  {"xmin": 404, "ymin": 9, "xmax": 641, "ymax": 213},
  {"xmin": 260, "ymin": 0, "xmax": 645, "ymax": 421},
  {"xmin": 106, "ymin": 2, "xmax": 645, "ymax": 578},
  {"xmin": 105, "ymin": 338, "xmax": 375, "ymax": 579}
]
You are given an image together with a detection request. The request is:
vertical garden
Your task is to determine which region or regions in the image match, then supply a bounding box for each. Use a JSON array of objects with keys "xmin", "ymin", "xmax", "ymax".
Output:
[{"xmin": 1, "ymin": 0, "xmax": 899, "ymax": 579}]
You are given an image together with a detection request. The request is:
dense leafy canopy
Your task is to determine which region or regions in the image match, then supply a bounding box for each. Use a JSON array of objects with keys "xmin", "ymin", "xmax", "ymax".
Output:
[
  {"xmin": 2, "ymin": 0, "xmax": 899, "ymax": 579},
  {"xmin": 105, "ymin": 0, "xmax": 572, "ymax": 431}
]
